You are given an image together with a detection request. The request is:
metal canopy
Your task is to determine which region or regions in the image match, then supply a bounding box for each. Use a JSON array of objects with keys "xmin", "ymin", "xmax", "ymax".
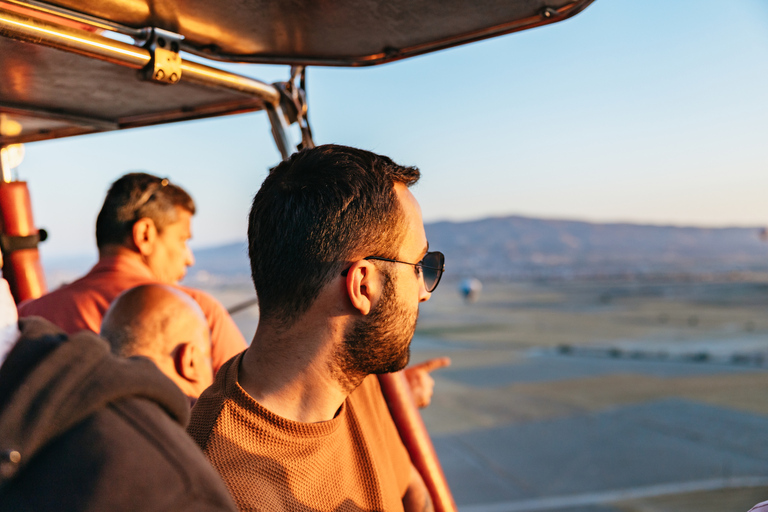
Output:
[
  {"xmin": 0, "ymin": 37, "xmax": 269, "ymax": 145},
  {"xmin": 11, "ymin": 0, "xmax": 595, "ymax": 66},
  {"xmin": 0, "ymin": 0, "xmax": 595, "ymax": 148},
  {"xmin": 0, "ymin": 3, "xmax": 286, "ymax": 148}
]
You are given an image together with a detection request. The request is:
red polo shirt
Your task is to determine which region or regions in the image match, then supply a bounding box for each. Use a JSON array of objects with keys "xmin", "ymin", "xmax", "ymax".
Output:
[{"xmin": 18, "ymin": 254, "xmax": 247, "ymax": 373}]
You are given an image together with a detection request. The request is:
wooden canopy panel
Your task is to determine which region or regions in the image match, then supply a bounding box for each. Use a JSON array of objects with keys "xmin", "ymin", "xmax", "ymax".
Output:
[{"xmin": 36, "ymin": 0, "xmax": 595, "ymax": 66}]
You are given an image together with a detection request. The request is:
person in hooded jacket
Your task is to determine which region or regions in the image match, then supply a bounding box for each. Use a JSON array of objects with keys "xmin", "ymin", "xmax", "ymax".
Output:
[{"xmin": 0, "ymin": 249, "xmax": 236, "ymax": 512}]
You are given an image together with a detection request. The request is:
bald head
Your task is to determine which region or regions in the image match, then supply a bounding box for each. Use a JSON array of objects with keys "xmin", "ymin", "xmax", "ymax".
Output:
[{"xmin": 101, "ymin": 284, "xmax": 213, "ymax": 397}]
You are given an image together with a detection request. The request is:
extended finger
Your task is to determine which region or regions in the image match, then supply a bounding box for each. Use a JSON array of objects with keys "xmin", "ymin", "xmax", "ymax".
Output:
[{"xmin": 411, "ymin": 356, "xmax": 451, "ymax": 373}]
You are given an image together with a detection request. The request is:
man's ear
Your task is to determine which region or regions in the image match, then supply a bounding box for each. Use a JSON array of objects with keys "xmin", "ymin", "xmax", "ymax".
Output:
[
  {"xmin": 345, "ymin": 260, "xmax": 381, "ymax": 316},
  {"xmin": 173, "ymin": 342, "xmax": 200, "ymax": 383},
  {"xmin": 132, "ymin": 217, "xmax": 157, "ymax": 256}
]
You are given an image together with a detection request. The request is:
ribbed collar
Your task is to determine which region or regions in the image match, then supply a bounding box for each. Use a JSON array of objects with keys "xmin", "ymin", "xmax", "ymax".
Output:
[{"xmin": 224, "ymin": 352, "xmax": 347, "ymax": 438}]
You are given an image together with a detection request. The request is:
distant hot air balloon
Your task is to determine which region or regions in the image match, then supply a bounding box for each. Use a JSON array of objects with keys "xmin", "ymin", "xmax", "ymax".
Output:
[{"xmin": 458, "ymin": 278, "xmax": 482, "ymax": 303}]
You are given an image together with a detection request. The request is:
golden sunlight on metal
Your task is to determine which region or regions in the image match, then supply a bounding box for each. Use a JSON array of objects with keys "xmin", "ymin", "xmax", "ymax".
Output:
[
  {"xmin": 1, "ymin": 0, "xmax": 99, "ymax": 32},
  {"xmin": 176, "ymin": 13, "xmax": 233, "ymax": 52},
  {"xmin": 0, "ymin": 6, "xmax": 281, "ymax": 106},
  {"xmin": 0, "ymin": 7, "xmax": 148, "ymax": 66},
  {"xmin": 2, "ymin": 0, "xmax": 149, "ymax": 31},
  {"xmin": 0, "ymin": 115, "xmax": 22, "ymax": 136},
  {"xmin": 0, "ymin": 144, "xmax": 25, "ymax": 182}
]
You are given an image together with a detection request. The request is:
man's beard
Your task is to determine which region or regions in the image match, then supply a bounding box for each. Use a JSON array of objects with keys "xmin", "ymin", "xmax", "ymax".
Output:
[{"xmin": 333, "ymin": 271, "xmax": 417, "ymax": 390}]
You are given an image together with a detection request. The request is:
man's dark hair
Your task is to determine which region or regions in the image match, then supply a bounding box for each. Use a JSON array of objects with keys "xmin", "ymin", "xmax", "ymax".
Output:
[
  {"xmin": 248, "ymin": 144, "xmax": 420, "ymax": 325},
  {"xmin": 96, "ymin": 173, "xmax": 196, "ymax": 249}
]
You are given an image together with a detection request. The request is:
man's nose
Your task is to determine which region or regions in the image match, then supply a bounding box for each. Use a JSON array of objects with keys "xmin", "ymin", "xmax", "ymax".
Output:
[{"xmin": 186, "ymin": 246, "xmax": 195, "ymax": 267}]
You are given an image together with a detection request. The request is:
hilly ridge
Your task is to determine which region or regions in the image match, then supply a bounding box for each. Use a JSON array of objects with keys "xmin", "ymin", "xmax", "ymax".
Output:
[
  {"xmin": 425, "ymin": 216, "xmax": 767, "ymax": 280},
  {"xmin": 186, "ymin": 216, "xmax": 768, "ymax": 282}
]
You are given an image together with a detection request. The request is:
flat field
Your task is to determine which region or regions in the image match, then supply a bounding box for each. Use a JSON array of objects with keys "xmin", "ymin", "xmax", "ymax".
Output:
[{"xmin": 211, "ymin": 278, "xmax": 768, "ymax": 512}]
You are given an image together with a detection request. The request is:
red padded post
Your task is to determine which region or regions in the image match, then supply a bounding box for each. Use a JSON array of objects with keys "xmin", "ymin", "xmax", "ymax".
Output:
[
  {"xmin": 378, "ymin": 371, "xmax": 457, "ymax": 512},
  {"xmin": 0, "ymin": 181, "xmax": 47, "ymax": 302}
]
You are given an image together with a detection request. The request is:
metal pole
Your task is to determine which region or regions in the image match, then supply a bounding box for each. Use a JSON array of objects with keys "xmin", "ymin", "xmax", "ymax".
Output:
[
  {"xmin": 266, "ymin": 104, "xmax": 293, "ymax": 161},
  {"xmin": 2, "ymin": 0, "xmax": 146, "ymax": 38},
  {"xmin": 0, "ymin": 6, "xmax": 148, "ymax": 66},
  {"xmin": 0, "ymin": 146, "xmax": 12, "ymax": 183},
  {"xmin": 0, "ymin": 6, "xmax": 281, "ymax": 106},
  {"xmin": 181, "ymin": 61, "xmax": 281, "ymax": 105}
]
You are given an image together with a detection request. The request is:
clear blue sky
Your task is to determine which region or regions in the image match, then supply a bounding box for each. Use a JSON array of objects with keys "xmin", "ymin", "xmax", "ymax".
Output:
[{"xmin": 15, "ymin": 0, "xmax": 768, "ymax": 261}]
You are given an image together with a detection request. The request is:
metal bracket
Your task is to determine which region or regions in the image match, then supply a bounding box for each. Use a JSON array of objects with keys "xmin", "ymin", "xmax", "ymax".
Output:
[
  {"xmin": 0, "ymin": 229, "xmax": 47, "ymax": 254},
  {"xmin": 275, "ymin": 66, "xmax": 315, "ymax": 152},
  {"xmin": 141, "ymin": 28, "xmax": 183, "ymax": 84}
]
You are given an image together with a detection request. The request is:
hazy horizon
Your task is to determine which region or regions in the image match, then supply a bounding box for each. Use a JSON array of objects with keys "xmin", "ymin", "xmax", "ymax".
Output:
[{"xmin": 38, "ymin": 211, "xmax": 767, "ymax": 266}]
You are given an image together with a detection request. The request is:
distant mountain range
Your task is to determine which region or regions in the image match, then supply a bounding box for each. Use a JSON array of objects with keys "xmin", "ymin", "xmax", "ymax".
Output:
[
  {"xmin": 426, "ymin": 216, "xmax": 767, "ymax": 280},
  {"xmin": 181, "ymin": 216, "xmax": 768, "ymax": 283},
  {"xmin": 45, "ymin": 216, "xmax": 766, "ymax": 286}
]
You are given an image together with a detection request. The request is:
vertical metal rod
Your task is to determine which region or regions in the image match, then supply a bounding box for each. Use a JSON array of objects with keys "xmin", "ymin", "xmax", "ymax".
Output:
[
  {"xmin": 0, "ymin": 146, "xmax": 11, "ymax": 183},
  {"xmin": 266, "ymin": 104, "xmax": 292, "ymax": 161}
]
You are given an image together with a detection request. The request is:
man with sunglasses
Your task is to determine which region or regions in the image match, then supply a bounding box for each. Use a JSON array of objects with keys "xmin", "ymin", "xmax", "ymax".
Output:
[{"xmin": 188, "ymin": 145, "xmax": 444, "ymax": 512}]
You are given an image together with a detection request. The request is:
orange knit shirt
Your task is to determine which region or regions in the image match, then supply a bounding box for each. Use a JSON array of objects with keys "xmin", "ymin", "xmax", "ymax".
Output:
[{"xmin": 188, "ymin": 353, "xmax": 412, "ymax": 511}]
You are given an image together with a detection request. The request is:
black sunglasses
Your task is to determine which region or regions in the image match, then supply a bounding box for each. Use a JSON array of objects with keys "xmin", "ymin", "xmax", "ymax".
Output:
[{"xmin": 342, "ymin": 251, "xmax": 445, "ymax": 292}]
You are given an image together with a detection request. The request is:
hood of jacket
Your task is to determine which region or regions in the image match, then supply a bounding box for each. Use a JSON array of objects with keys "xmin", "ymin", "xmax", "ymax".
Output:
[{"xmin": 0, "ymin": 316, "xmax": 189, "ymax": 486}]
